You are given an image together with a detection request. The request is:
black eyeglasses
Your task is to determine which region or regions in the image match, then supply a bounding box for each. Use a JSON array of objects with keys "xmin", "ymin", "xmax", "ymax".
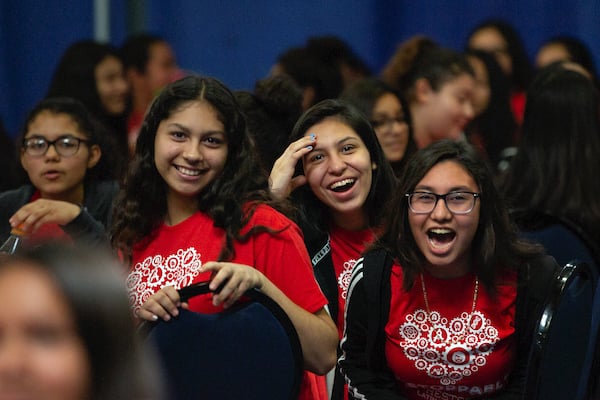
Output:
[
  {"xmin": 406, "ymin": 191, "xmax": 480, "ymax": 215},
  {"xmin": 370, "ymin": 116, "xmax": 406, "ymax": 130},
  {"xmin": 22, "ymin": 135, "xmax": 90, "ymax": 157}
]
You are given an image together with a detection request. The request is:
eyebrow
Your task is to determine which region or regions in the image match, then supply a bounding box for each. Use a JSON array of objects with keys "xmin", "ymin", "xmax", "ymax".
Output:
[
  {"xmin": 414, "ymin": 185, "xmax": 475, "ymax": 192},
  {"xmin": 167, "ymin": 122, "xmax": 191, "ymax": 133},
  {"xmin": 166, "ymin": 123, "xmax": 225, "ymax": 136},
  {"xmin": 24, "ymin": 133, "xmax": 80, "ymax": 139},
  {"xmin": 321, "ymin": 135, "xmax": 360, "ymax": 146}
]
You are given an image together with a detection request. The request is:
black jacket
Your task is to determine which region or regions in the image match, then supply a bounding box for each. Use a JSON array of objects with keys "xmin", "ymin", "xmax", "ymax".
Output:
[
  {"xmin": 300, "ymin": 221, "xmax": 348, "ymax": 399},
  {"xmin": 339, "ymin": 249, "xmax": 559, "ymax": 400},
  {"xmin": 0, "ymin": 180, "xmax": 119, "ymax": 246}
]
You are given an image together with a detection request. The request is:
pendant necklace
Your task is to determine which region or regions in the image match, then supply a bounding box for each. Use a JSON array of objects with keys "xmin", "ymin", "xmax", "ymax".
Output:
[{"xmin": 420, "ymin": 273, "xmax": 479, "ymax": 318}]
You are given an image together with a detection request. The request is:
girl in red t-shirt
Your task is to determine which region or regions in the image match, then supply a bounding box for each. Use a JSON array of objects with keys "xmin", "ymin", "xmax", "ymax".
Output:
[
  {"xmin": 270, "ymin": 99, "xmax": 398, "ymax": 399},
  {"xmin": 340, "ymin": 140, "xmax": 557, "ymax": 399},
  {"xmin": 110, "ymin": 75, "xmax": 338, "ymax": 400}
]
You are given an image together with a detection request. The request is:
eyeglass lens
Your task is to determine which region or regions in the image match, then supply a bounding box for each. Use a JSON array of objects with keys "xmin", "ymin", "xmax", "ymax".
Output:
[
  {"xmin": 408, "ymin": 192, "xmax": 477, "ymax": 214},
  {"xmin": 24, "ymin": 136, "xmax": 84, "ymax": 156}
]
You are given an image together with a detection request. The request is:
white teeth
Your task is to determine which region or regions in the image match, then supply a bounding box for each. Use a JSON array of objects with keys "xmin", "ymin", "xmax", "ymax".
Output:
[
  {"xmin": 429, "ymin": 228, "xmax": 453, "ymax": 234},
  {"xmin": 429, "ymin": 237, "xmax": 453, "ymax": 249},
  {"xmin": 176, "ymin": 166, "xmax": 201, "ymax": 176},
  {"xmin": 330, "ymin": 178, "xmax": 355, "ymax": 190}
]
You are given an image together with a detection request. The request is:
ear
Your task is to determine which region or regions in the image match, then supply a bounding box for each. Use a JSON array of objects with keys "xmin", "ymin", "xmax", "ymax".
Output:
[
  {"xmin": 414, "ymin": 78, "xmax": 433, "ymax": 104},
  {"xmin": 86, "ymin": 144, "xmax": 102, "ymax": 169},
  {"xmin": 372, "ymin": 162, "xmax": 378, "ymax": 170}
]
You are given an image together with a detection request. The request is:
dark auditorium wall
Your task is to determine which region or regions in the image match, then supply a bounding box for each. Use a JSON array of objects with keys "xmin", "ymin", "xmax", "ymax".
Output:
[{"xmin": 1, "ymin": 0, "xmax": 598, "ymax": 136}]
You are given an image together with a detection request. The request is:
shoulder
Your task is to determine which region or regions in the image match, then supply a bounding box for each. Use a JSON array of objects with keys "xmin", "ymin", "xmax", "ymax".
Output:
[
  {"xmin": 354, "ymin": 249, "xmax": 394, "ymax": 295},
  {"xmin": 0, "ymin": 185, "xmax": 34, "ymax": 220},
  {"xmin": 347, "ymin": 256, "xmax": 367, "ymax": 300},
  {"xmin": 0, "ymin": 185, "xmax": 34, "ymax": 203},
  {"xmin": 245, "ymin": 203, "xmax": 297, "ymax": 231},
  {"xmin": 84, "ymin": 180, "xmax": 119, "ymax": 200}
]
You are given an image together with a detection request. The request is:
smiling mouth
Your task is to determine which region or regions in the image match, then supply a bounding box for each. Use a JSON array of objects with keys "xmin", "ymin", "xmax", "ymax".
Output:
[
  {"xmin": 175, "ymin": 165, "xmax": 202, "ymax": 176},
  {"xmin": 329, "ymin": 178, "xmax": 356, "ymax": 193},
  {"xmin": 427, "ymin": 228, "xmax": 456, "ymax": 248}
]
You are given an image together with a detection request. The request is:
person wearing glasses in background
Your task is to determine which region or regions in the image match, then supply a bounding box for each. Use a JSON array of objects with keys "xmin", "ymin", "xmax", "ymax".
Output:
[
  {"xmin": 340, "ymin": 77, "xmax": 417, "ymax": 178},
  {"xmin": 339, "ymin": 140, "xmax": 558, "ymax": 399},
  {"xmin": 0, "ymin": 97, "xmax": 118, "ymax": 247}
]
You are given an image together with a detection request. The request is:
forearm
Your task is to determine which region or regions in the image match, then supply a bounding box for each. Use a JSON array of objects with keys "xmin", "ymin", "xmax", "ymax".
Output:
[
  {"xmin": 260, "ymin": 279, "xmax": 339, "ymax": 374},
  {"xmin": 62, "ymin": 207, "xmax": 109, "ymax": 246}
]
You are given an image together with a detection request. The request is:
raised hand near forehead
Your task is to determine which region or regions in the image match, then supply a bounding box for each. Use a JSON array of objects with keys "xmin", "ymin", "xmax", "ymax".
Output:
[{"xmin": 269, "ymin": 134, "xmax": 316, "ymax": 200}]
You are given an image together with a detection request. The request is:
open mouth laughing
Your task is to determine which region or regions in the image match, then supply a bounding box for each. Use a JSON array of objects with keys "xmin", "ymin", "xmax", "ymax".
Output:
[
  {"xmin": 329, "ymin": 178, "xmax": 356, "ymax": 193},
  {"xmin": 427, "ymin": 228, "xmax": 456, "ymax": 249}
]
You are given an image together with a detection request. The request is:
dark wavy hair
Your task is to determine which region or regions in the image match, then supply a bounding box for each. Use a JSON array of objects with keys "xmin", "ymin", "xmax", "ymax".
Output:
[
  {"xmin": 288, "ymin": 99, "xmax": 397, "ymax": 235},
  {"xmin": 537, "ymin": 35, "xmax": 598, "ymax": 82},
  {"xmin": 501, "ymin": 63, "xmax": 600, "ymax": 244},
  {"xmin": 396, "ymin": 44, "xmax": 474, "ymax": 103},
  {"xmin": 19, "ymin": 97, "xmax": 113, "ymax": 182},
  {"xmin": 120, "ymin": 33, "xmax": 166, "ymax": 73},
  {"xmin": 234, "ymin": 75, "xmax": 303, "ymax": 171},
  {"xmin": 465, "ymin": 49, "xmax": 517, "ymax": 169},
  {"xmin": 340, "ymin": 77, "xmax": 417, "ymax": 176},
  {"xmin": 47, "ymin": 40, "xmax": 124, "ymax": 119},
  {"xmin": 111, "ymin": 75, "xmax": 281, "ymax": 261},
  {"xmin": 275, "ymin": 46, "xmax": 343, "ymax": 107},
  {"xmin": 46, "ymin": 40, "xmax": 128, "ymax": 175},
  {"xmin": 0, "ymin": 243, "xmax": 161, "ymax": 399},
  {"xmin": 374, "ymin": 140, "xmax": 540, "ymax": 292},
  {"xmin": 467, "ymin": 18, "xmax": 533, "ymax": 92}
]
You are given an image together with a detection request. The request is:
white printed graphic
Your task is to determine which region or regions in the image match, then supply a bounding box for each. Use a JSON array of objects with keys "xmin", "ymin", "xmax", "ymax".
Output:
[
  {"xmin": 399, "ymin": 310, "xmax": 499, "ymax": 385},
  {"xmin": 338, "ymin": 259, "xmax": 357, "ymax": 299},
  {"xmin": 127, "ymin": 247, "xmax": 203, "ymax": 314}
]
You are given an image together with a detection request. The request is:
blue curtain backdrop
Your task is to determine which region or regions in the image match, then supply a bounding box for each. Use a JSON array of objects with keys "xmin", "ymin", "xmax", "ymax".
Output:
[{"xmin": 1, "ymin": 0, "xmax": 599, "ymax": 136}]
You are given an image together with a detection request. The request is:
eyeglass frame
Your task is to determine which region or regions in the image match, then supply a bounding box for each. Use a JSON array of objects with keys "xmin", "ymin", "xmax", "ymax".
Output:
[
  {"xmin": 22, "ymin": 135, "xmax": 91, "ymax": 157},
  {"xmin": 405, "ymin": 191, "xmax": 480, "ymax": 215}
]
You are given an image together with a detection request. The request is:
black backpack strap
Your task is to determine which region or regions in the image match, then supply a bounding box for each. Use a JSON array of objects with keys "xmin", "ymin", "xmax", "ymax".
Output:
[{"xmin": 362, "ymin": 248, "xmax": 394, "ymax": 370}]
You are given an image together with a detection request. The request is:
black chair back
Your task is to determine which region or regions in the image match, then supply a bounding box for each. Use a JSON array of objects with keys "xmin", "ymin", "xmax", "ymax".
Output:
[
  {"xmin": 140, "ymin": 282, "xmax": 303, "ymax": 400},
  {"xmin": 511, "ymin": 208, "xmax": 600, "ymax": 399},
  {"xmin": 526, "ymin": 261, "xmax": 596, "ymax": 400}
]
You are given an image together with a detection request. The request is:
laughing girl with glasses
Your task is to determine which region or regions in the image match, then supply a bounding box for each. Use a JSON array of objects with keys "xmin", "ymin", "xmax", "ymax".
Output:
[
  {"xmin": 0, "ymin": 97, "xmax": 118, "ymax": 247},
  {"xmin": 340, "ymin": 140, "xmax": 558, "ymax": 399}
]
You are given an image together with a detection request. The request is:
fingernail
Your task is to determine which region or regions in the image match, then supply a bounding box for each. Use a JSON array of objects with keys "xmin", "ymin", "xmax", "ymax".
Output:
[
  {"xmin": 309, "ymin": 133, "xmax": 316, "ymax": 141},
  {"xmin": 151, "ymin": 315, "xmax": 158, "ymax": 321},
  {"xmin": 306, "ymin": 145, "xmax": 313, "ymax": 150}
]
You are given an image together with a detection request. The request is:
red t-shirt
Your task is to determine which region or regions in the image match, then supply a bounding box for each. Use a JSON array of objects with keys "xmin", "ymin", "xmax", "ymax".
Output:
[
  {"xmin": 330, "ymin": 225, "xmax": 375, "ymax": 338},
  {"xmin": 510, "ymin": 90, "xmax": 526, "ymax": 126},
  {"xmin": 127, "ymin": 205, "xmax": 328, "ymax": 400},
  {"xmin": 385, "ymin": 265, "xmax": 517, "ymax": 400}
]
